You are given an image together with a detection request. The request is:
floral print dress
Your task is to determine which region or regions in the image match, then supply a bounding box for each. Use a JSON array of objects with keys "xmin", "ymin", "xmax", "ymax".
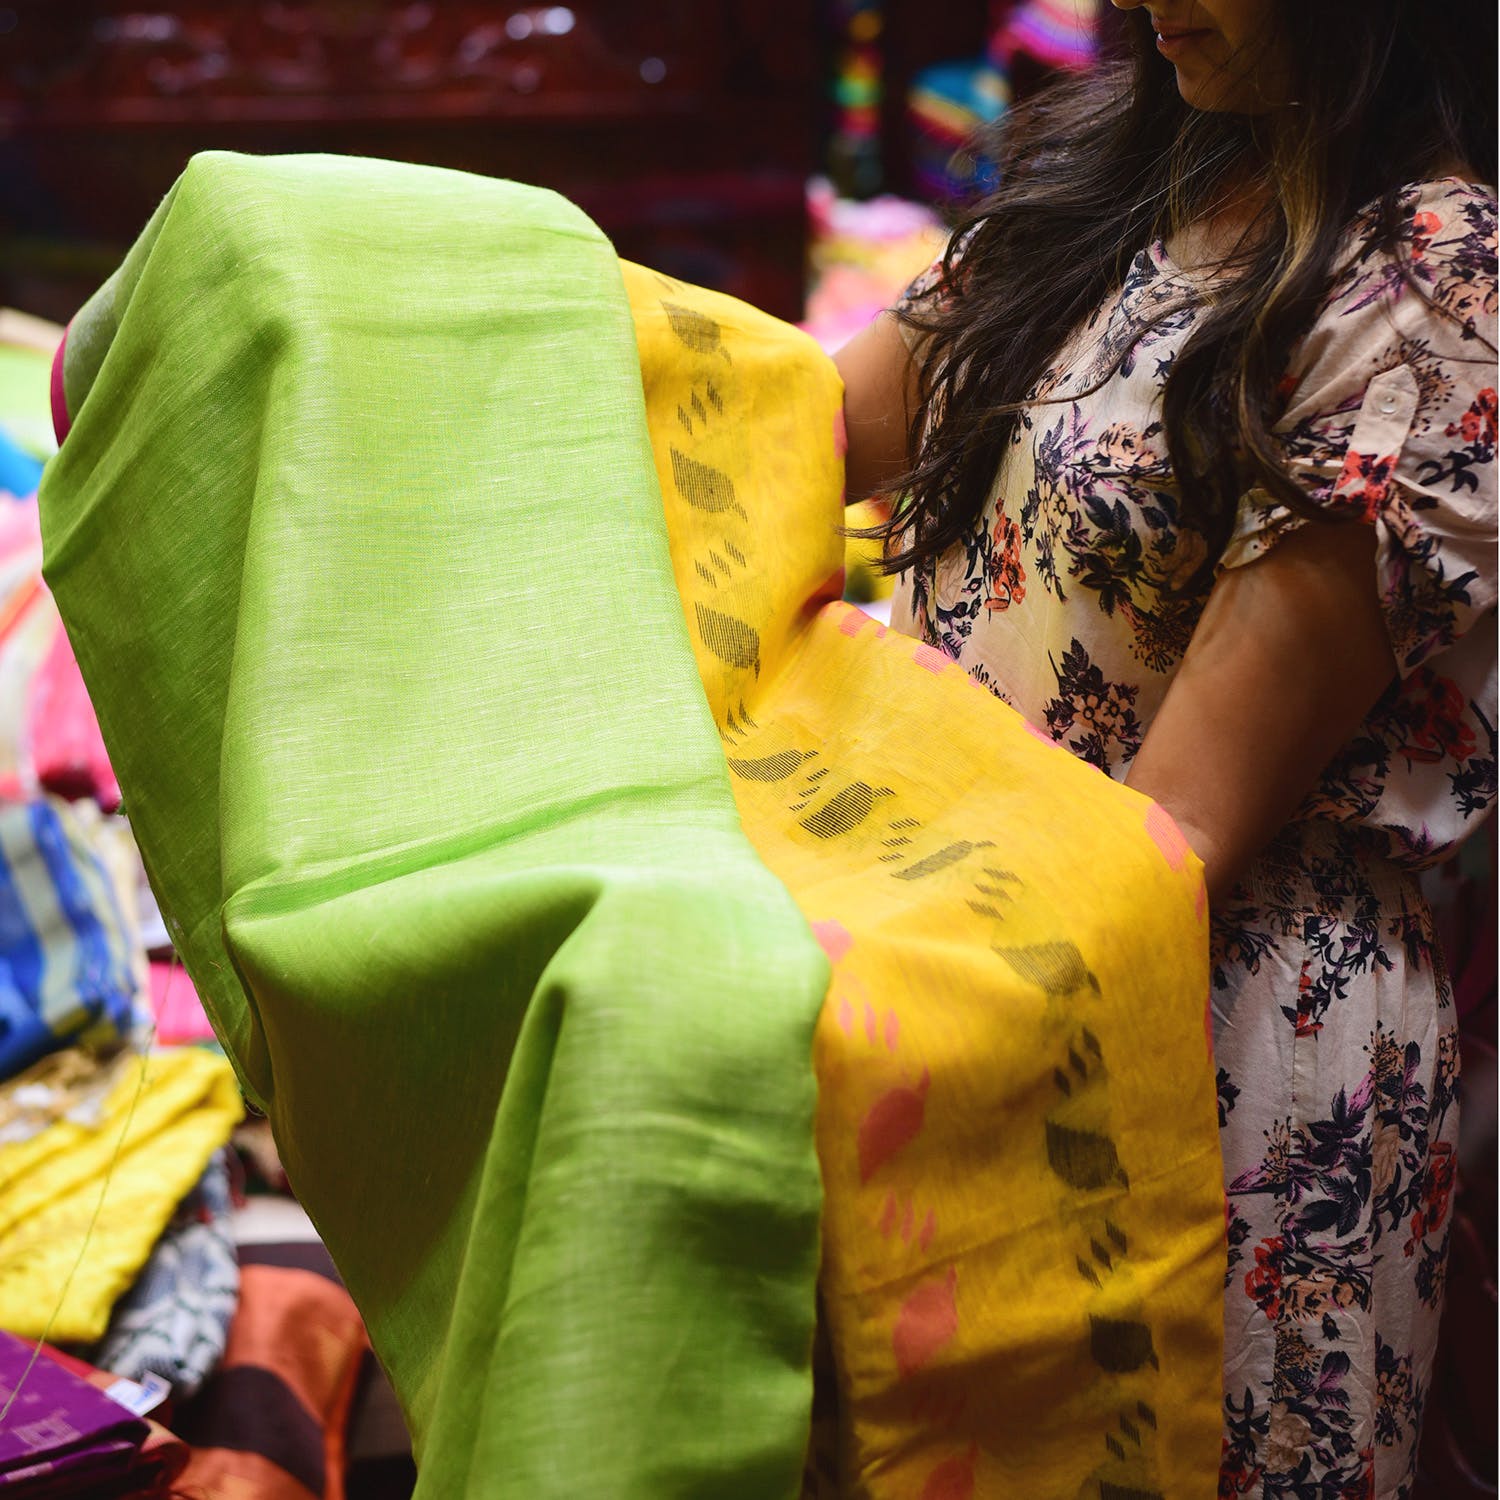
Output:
[{"xmin": 889, "ymin": 178, "xmax": 1497, "ymax": 1500}]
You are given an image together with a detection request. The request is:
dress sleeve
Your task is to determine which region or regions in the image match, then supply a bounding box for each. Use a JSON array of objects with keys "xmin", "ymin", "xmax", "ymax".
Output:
[
  {"xmin": 1220, "ymin": 181, "xmax": 1498, "ymax": 678},
  {"xmin": 891, "ymin": 227, "xmax": 977, "ymax": 355}
]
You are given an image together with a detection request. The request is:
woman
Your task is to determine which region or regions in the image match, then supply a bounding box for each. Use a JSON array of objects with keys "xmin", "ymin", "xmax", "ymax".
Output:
[{"xmin": 835, "ymin": 1, "xmax": 1496, "ymax": 1495}]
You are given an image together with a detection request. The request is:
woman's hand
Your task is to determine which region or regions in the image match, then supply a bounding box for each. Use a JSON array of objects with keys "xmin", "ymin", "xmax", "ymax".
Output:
[{"xmin": 1125, "ymin": 518, "xmax": 1397, "ymax": 904}]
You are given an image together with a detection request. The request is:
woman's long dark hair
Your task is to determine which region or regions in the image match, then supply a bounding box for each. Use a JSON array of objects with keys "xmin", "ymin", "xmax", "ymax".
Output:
[{"xmin": 878, "ymin": 0, "xmax": 1498, "ymax": 584}]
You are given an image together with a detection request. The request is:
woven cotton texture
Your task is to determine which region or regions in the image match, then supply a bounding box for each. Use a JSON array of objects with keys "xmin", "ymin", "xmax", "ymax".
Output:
[
  {"xmin": 626, "ymin": 266, "xmax": 1224, "ymax": 1500},
  {"xmin": 42, "ymin": 153, "xmax": 829, "ymax": 1499}
]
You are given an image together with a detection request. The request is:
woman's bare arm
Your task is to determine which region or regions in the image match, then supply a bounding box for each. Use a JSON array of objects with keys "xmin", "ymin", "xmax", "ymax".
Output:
[
  {"xmin": 1125, "ymin": 519, "xmax": 1396, "ymax": 904},
  {"xmin": 832, "ymin": 311, "xmax": 923, "ymax": 505}
]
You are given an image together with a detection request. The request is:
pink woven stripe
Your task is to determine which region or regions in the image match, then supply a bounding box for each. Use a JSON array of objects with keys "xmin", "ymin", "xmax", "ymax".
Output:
[{"xmin": 50, "ymin": 322, "xmax": 71, "ymax": 444}]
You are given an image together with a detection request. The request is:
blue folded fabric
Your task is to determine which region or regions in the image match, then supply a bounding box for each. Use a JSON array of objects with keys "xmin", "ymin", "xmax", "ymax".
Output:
[
  {"xmin": 0, "ymin": 799, "xmax": 138, "ymax": 1081},
  {"xmin": 0, "ymin": 429, "xmax": 44, "ymax": 499}
]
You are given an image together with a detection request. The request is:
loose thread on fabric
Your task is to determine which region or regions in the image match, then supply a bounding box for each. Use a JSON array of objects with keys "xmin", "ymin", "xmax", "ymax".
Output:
[{"xmin": 0, "ymin": 959, "xmax": 170, "ymax": 1425}]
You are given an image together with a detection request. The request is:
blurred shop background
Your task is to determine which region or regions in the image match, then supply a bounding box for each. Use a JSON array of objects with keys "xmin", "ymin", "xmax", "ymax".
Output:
[{"xmin": 0, "ymin": 1, "xmax": 1125, "ymax": 328}]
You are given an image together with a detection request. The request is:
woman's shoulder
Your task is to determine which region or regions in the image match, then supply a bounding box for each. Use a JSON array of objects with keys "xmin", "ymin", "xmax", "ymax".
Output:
[
  {"xmin": 1241, "ymin": 179, "xmax": 1496, "ymax": 687},
  {"xmin": 1287, "ymin": 178, "xmax": 1496, "ymax": 386},
  {"xmin": 1327, "ymin": 177, "xmax": 1496, "ymax": 329},
  {"xmin": 1349, "ymin": 175, "xmax": 1496, "ymax": 235},
  {"xmin": 895, "ymin": 224, "xmax": 982, "ymax": 316}
]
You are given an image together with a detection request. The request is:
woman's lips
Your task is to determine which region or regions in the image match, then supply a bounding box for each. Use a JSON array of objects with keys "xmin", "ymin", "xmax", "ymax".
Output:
[{"xmin": 1155, "ymin": 26, "xmax": 1213, "ymax": 58}]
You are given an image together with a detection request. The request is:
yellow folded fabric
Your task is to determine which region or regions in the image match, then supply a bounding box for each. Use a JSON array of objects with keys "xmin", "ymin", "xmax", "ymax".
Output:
[
  {"xmin": 0, "ymin": 1046, "xmax": 242, "ymax": 1341},
  {"xmin": 626, "ymin": 263, "xmax": 1226, "ymax": 1500}
]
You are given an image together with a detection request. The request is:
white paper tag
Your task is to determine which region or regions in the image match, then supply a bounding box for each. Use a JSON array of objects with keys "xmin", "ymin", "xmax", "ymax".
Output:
[{"xmin": 103, "ymin": 1370, "xmax": 171, "ymax": 1418}]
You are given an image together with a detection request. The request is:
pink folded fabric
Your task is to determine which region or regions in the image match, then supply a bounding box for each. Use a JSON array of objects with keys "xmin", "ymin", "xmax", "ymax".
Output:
[
  {"xmin": 149, "ymin": 960, "xmax": 217, "ymax": 1047},
  {"xmin": 29, "ymin": 619, "xmax": 121, "ymax": 809},
  {"xmin": 0, "ymin": 492, "xmax": 120, "ymax": 809}
]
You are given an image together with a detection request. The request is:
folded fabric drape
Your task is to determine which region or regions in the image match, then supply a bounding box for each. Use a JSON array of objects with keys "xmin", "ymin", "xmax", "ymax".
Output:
[
  {"xmin": 624, "ymin": 264, "xmax": 1225, "ymax": 1500},
  {"xmin": 0, "ymin": 1045, "xmax": 241, "ymax": 1342},
  {"xmin": 43, "ymin": 151, "xmax": 830, "ymax": 1500},
  {"xmin": 42, "ymin": 152, "xmax": 1225, "ymax": 1498},
  {"xmin": 93, "ymin": 1146, "xmax": 239, "ymax": 1399},
  {"xmin": 1, "ymin": 1332, "xmax": 189, "ymax": 1496}
]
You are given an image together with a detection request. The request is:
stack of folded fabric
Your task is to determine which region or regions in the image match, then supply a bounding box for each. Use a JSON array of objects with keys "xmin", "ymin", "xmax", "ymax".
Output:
[
  {"xmin": 0, "ymin": 1330, "xmax": 187, "ymax": 1497},
  {"xmin": 0, "ymin": 313, "xmax": 246, "ymax": 1455},
  {"xmin": 1, "ymin": 299, "xmax": 389, "ymax": 1500},
  {"xmin": 0, "ymin": 1040, "xmax": 240, "ymax": 1353},
  {"xmin": 0, "ymin": 745, "xmax": 243, "ymax": 1376}
]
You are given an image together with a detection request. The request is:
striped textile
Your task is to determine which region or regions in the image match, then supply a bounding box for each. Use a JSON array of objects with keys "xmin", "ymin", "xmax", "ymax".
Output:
[
  {"xmin": 0, "ymin": 797, "xmax": 136, "ymax": 1081},
  {"xmin": 173, "ymin": 1241, "xmax": 370, "ymax": 1500}
]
